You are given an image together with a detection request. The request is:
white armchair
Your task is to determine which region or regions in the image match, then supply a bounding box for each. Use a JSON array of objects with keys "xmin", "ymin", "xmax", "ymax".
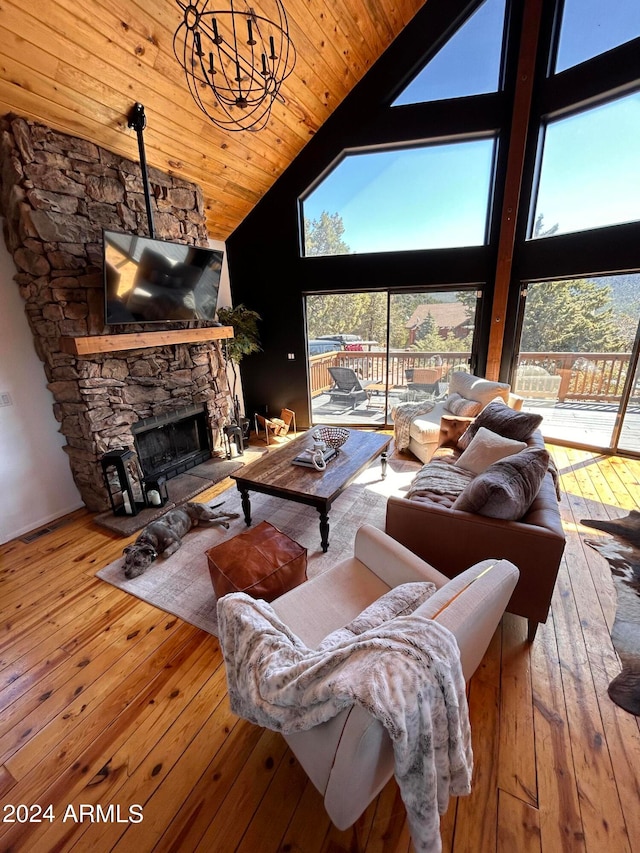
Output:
[{"xmin": 269, "ymin": 524, "xmax": 519, "ymax": 830}]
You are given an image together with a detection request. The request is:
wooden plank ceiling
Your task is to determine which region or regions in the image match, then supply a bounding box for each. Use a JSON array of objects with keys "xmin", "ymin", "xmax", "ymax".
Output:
[{"xmin": 0, "ymin": 0, "xmax": 427, "ymax": 240}]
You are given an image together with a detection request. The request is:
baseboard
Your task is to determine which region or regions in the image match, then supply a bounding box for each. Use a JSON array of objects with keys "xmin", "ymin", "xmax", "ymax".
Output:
[{"xmin": 1, "ymin": 500, "xmax": 85, "ymax": 546}]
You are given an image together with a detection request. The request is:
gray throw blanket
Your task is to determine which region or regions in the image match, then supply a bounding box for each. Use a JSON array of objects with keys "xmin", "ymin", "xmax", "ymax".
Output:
[
  {"xmin": 217, "ymin": 588, "xmax": 473, "ymax": 853},
  {"xmin": 394, "ymin": 400, "xmax": 436, "ymax": 451}
]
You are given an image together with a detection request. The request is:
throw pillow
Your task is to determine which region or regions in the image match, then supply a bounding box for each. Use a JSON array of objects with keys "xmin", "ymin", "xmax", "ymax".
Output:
[
  {"xmin": 449, "ymin": 371, "xmax": 510, "ymax": 405},
  {"xmin": 455, "ymin": 426, "xmax": 527, "ymax": 475},
  {"xmin": 457, "ymin": 400, "xmax": 543, "ymax": 450},
  {"xmin": 444, "ymin": 392, "xmax": 483, "ymax": 418},
  {"xmin": 452, "ymin": 446, "xmax": 550, "ymax": 520}
]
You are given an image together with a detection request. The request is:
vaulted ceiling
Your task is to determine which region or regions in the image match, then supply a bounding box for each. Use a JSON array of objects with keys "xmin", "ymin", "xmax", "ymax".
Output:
[{"xmin": 0, "ymin": 0, "xmax": 427, "ymax": 240}]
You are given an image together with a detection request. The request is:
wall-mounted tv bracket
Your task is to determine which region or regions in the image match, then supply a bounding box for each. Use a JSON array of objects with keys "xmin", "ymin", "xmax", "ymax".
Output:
[{"xmin": 127, "ymin": 102, "xmax": 156, "ymax": 239}]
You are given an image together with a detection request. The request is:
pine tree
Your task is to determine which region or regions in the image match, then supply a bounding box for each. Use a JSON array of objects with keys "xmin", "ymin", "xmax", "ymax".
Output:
[
  {"xmin": 521, "ymin": 279, "xmax": 626, "ymax": 352},
  {"xmin": 304, "ymin": 211, "xmax": 351, "ymax": 256}
]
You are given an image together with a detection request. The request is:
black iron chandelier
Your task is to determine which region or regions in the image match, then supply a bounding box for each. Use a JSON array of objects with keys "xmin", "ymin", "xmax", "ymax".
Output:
[{"xmin": 174, "ymin": 0, "xmax": 296, "ymax": 132}]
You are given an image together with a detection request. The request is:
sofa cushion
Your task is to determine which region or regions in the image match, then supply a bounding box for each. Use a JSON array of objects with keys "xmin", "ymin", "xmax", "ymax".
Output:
[
  {"xmin": 449, "ymin": 372, "xmax": 511, "ymax": 406},
  {"xmin": 452, "ymin": 447, "xmax": 550, "ymax": 520},
  {"xmin": 455, "ymin": 426, "xmax": 527, "ymax": 475},
  {"xmin": 407, "ymin": 400, "xmax": 446, "ymax": 445},
  {"xmin": 444, "ymin": 392, "xmax": 483, "ymax": 418},
  {"xmin": 457, "ymin": 400, "xmax": 543, "ymax": 450}
]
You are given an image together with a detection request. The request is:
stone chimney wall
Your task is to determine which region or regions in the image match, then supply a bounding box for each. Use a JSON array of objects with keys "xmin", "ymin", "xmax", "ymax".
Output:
[{"xmin": 0, "ymin": 115, "xmax": 233, "ymax": 512}]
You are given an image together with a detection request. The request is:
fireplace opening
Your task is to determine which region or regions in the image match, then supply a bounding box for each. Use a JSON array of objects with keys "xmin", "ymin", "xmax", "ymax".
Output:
[{"xmin": 132, "ymin": 404, "xmax": 211, "ymax": 481}]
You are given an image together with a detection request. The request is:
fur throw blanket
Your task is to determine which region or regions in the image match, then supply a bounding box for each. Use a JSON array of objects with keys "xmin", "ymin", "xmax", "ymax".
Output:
[
  {"xmin": 217, "ymin": 586, "xmax": 473, "ymax": 852},
  {"xmin": 393, "ymin": 400, "xmax": 436, "ymax": 452},
  {"xmin": 407, "ymin": 458, "xmax": 475, "ymax": 503}
]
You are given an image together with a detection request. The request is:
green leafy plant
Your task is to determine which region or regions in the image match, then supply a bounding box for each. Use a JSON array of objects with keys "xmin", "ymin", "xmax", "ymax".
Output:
[{"xmin": 217, "ymin": 304, "xmax": 262, "ymax": 424}]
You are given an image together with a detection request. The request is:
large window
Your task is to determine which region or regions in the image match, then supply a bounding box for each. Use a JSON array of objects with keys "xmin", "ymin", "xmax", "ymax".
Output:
[
  {"xmin": 553, "ymin": 0, "xmax": 640, "ymax": 74},
  {"xmin": 392, "ymin": 0, "xmax": 507, "ymax": 105},
  {"xmin": 517, "ymin": 0, "xmax": 640, "ymax": 455},
  {"xmin": 301, "ymin": 138, "xmax": 497, "ymax": 256},
  {"xmin": 530, "ymin": 91, "xmax": 640, "ymax": 239},
  {"xmin": 513, "ymin": 274, "xmax": 640, "ymax": 452},
  {"xmin": 306, "ymin": 289, "xmax": 479, "ymax": 427}
]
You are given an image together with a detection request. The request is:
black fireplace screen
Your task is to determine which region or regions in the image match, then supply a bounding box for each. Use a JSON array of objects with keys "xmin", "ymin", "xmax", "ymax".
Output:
[{"xmin": 133, "ymin": 405, "xmax": 211, "ymax": 481}]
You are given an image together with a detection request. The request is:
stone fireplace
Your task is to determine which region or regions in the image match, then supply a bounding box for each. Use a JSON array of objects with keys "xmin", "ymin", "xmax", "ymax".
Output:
[
  {"xmin": 0, "ymin": 115, "xmax": 234, "ymax": 512},
  {"xmin": 132, "ymin": 404, "xmax": 211, "ymax": 482}
]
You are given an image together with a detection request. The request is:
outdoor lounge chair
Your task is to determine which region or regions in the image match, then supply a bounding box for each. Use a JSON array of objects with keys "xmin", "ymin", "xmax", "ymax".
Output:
[{"xmin": 327, "ymin": 367, "xmax": 368, "ymax": 408}]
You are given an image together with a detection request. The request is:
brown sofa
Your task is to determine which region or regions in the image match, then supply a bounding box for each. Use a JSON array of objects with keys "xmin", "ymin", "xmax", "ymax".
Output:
[{"xmin": 385, "ymin": 430, "xmax": 565, "ymax": 641}]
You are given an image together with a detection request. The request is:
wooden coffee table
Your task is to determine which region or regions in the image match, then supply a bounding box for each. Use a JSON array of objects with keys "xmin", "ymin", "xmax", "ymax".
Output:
[{"xmin": 231, "ymin": 429, "xmax": 391, "ymax": 552}]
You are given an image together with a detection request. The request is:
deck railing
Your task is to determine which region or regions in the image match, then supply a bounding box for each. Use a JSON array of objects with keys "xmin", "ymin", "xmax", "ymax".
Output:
[
  {"xmin": 309, "ymin": 350, "xmax": 471, "ymax": 396},
  {"xmin": 309, "ymin": 350, "xmax": 634, "ymax": 402},
  {"xmin": 517, "ymin": 352, "xmax": 633, "ymax": 402}
]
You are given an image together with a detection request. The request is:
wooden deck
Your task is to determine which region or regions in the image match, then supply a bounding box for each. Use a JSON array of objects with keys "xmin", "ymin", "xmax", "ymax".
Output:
[
  {"xmin": 0, "ymin": 442, "xmax": 639, "ymax": 852},
  {"xmin": 312, "ymin": 393, "xmax": 640, "ymax": 454}
]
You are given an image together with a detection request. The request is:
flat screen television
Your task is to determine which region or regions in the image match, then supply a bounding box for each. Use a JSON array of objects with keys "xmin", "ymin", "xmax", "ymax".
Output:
[{"xmin": 103, "ymin": 230, "xmax": 224, "ymax": 325}]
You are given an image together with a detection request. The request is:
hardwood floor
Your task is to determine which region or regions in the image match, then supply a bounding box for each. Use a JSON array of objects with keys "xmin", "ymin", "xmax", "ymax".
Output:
[{"xmin": 0, "ymin": 444, "xmax": 639, "ymax": 852}]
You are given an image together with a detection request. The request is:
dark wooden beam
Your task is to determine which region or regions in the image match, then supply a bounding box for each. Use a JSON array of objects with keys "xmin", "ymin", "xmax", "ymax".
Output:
[{"xmin": 485, "ymin": 0, "xmax": 544, "ymax": 380}]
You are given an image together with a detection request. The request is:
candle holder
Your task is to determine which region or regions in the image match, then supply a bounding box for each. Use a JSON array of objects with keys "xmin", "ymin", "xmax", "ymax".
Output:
[
  {"xmin": 144, "ymin": 475, "xmax": 169, "ymax": 509},
  {"xmin": 223, "ymin": 423, "xmax": 244, "ymax": 459},
  {"xmin": 101, "ymin": 449, "xmax": 147, "ymax": 516}
]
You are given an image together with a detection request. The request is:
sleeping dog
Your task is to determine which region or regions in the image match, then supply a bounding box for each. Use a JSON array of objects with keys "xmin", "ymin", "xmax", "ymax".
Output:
[{"xmin": 123, "ymin": 501, "xmax": 239, "ymax": 579}]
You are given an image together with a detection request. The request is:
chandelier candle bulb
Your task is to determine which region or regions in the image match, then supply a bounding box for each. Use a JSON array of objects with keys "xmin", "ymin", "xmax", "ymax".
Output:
[{"xmin": 247, "ymin": 18, "xmax": 256, "ymax": 44}]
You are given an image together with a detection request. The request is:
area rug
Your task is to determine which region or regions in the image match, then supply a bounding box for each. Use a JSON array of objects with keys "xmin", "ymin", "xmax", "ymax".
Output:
[
  {"xmin": 96, "ymin": 453, "xmax": 420, "ymax": 636},
  {"xmin": 93, "ymin": 458, "xmax": 245, "ymax": 536},
  {"xmin": 581, "ymin": 510, "xmax": 640, "ymax": 716}
]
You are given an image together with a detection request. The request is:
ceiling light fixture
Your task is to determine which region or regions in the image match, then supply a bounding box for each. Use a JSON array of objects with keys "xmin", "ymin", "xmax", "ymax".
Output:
[{"xmin": 173, "ymin": 0, "xmax": 296, "ymax": 133}]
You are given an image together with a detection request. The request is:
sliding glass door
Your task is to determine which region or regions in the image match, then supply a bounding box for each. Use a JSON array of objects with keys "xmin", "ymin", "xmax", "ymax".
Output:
[
  {"xmin": 513, "ymin": 274, "xmax": 640, "ymax": 453},
  {"xmin": 306, "ymin": 288, "xmax": 480, "ymax": 427}
]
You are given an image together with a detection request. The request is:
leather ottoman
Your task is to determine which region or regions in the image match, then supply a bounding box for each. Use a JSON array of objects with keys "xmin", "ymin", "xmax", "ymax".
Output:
[{"xmin": 206, "ymin": 520, "xmax": 307, "ymax": 601}]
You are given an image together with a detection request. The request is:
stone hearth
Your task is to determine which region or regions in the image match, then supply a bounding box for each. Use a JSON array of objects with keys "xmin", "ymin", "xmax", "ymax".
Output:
[{"xmin": 0, "ymin": 115, "xmax": 233, "ymax": 512}]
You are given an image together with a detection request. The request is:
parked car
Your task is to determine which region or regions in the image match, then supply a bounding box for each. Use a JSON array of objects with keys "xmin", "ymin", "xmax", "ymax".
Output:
[
  {"xmin": 308, "ymin": 339, "xmax": 344, "ymax": 355},
  {"xmin": 317, "ymin": 334, "xmax": 362, "ymax": 344}
]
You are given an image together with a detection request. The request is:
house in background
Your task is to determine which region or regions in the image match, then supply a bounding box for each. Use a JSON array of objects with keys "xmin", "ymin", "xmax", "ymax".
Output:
[{"xmin": 406, "ymin": 303, "xmax": 470, "ymax": 345}]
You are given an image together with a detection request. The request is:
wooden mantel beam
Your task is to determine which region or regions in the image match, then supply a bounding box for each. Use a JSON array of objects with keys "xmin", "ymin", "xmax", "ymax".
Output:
[{"xmin": 59, "ymin": 326, "xmax": 234, "ymax": 356}]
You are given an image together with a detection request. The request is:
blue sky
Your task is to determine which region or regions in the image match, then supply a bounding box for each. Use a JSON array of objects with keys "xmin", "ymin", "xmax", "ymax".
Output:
[
  {"xmin": 302, "ymin": 0, "xmax": 640, "ymax": 255},
  {"xmin": 304, "ymin": 139, "xmax": 495, "ymax": 253},
  {"xmin": 534, "ymin": 91, "xmax": 640, "ymax": 237}
]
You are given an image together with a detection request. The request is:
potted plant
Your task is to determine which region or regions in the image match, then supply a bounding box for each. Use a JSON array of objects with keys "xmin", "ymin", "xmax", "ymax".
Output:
[{"xmin": 217, "ymin": 304, "xmax": 262, "ymax": 438}]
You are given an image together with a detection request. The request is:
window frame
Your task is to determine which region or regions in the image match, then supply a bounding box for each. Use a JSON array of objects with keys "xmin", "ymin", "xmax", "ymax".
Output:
[
  {"xmin": 526, "ymin": 85, "xmax": 640, "ymax": 241},
  {"xmin": 501, "ymin": 0, "xmax": 640, "ymax": 434},
  {"xmin": 298, "ymin": 132, "xmax": 500, "ymax": 258},
  {"xmin": 389, "ymin": 0, "xmax": 511, "ymax": 107}
]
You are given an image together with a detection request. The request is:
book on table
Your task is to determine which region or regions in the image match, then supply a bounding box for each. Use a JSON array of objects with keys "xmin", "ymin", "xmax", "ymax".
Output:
[{"xmin": 292, "ymin": 446, "xmax": 337, "ymax": 468}]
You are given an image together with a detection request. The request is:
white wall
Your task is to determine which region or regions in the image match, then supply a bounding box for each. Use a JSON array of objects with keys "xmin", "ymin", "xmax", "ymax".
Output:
[{"xmin": 0, "ymin": 224, "xmax": 83, "ymax": 544}]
